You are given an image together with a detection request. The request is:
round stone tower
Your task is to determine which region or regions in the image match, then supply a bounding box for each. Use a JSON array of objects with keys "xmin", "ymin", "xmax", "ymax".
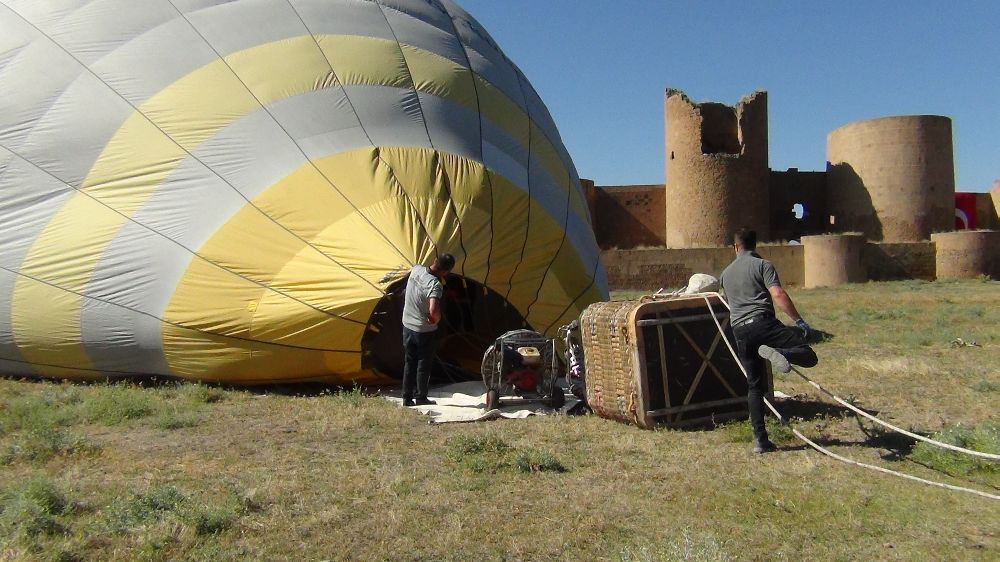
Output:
[
  {"xmin": 826, "ymin": 115, "xmax": 955, "ymax": 241},
  {"xmin": 802, "ymin": 234, "xmax": 866, "ymax": 288},
  {"xmin": 664, "ymin": 89, "xmax": 770, "ymax": 248}
]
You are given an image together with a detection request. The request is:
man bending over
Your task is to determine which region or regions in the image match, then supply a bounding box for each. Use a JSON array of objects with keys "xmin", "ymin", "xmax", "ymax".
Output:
[{"xmin": 720, "ymin": 229, "xmax": 818, "ymax": 453}]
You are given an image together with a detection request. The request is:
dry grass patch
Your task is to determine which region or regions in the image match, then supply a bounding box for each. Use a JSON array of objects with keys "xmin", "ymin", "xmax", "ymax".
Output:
[
  {"xmin": 0, "ymin": 280, "xmax": 998, "ymax": 560},
  {"xmin": 853, "ymin": 355, "xmax": 937, "ymax": 377}
]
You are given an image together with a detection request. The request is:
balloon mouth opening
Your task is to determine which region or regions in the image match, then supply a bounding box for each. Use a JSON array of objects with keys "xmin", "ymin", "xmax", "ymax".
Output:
[{"xmin": 361, "ymin": 275, "xmax": 529, "ymax": 382}]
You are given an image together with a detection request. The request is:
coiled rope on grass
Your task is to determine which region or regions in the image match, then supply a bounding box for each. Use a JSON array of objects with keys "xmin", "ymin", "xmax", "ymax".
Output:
[{"xmin": 692, "ymin": 292, "xmax": 999, "ymax": 501}]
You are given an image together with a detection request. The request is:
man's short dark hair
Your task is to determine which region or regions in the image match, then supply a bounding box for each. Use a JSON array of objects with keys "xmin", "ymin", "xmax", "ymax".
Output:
[
  {"xmin": 435, "ymin": 253, "xmax": 455, "ymax": 272},
  {"xmin": 734, "ymin": 228, "xmax": 757, "ymax": 250}
]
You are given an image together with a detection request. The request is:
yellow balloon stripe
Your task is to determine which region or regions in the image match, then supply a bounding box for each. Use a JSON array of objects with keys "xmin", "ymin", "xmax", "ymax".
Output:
[
  {"xmin": 526, "ymin": 244, "xmax": 599, "ymax": 334},
  {"xmin": 475, "ymin": 74, "xmax": 529, "ymax": 147},
  {"xmin": 374, "ymin": 147, "xmax": 493, "ymax": 278},
  {"xmin": 400, "ymin": 43, "xmax": 478, "ymax": 109},
  {"xmin": 482, "ymin": 172, "xmax": 530, "ymax": 291},
  {"xmin": 226, "ymin": 36, "xmax": 338, "ymax": 102},
  {"xmin": 547, "ymin": 283, "xmax": 606, "ymax": 335},
  {"xmin": 12, "ymin": 267, "xmax": 98, "ymax": 375},
  {"xmin": 160, "ymin": 325, "xmax": 385, "ymax": 385},
  {"xmin": 436, "ymin": 150, "xmax": 494, "ymax": 281},
  {"xmin": 317, "ymin": 35, "xmax": 412, "ymax": 90}
]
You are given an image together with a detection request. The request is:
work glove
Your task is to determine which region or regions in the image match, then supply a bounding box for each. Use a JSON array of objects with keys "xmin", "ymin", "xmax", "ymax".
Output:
[{"xmin": 795, "ymin": 319, "xmax": 812, "ymax": 341}]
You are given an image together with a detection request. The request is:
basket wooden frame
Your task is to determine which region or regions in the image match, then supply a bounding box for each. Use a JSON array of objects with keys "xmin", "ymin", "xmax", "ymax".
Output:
[{"xmin": 582, "ymin": 295, "xmax": 772, "ymax": 429}]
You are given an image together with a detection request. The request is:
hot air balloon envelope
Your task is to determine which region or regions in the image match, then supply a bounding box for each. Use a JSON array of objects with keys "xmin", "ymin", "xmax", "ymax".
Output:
[{"xmin": 0, "ymin": 0, "xmax": 607, "ymax": 384}]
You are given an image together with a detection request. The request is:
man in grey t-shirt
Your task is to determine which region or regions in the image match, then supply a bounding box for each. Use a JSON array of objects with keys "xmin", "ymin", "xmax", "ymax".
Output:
[
  {"xmin": 401, "ymin": 253, "xmax": 455, "ymax": 407},
  {"xmin": 720, "ymin": 229, "xmax": 817, "ymax": 453}
]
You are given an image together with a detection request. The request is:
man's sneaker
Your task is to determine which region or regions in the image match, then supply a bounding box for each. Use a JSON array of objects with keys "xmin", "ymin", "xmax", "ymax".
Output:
[
  {"xmin": 403, "ymin": 399, "xmax": 415, "ymax": 407},
  {"xmin": 758, "ymin": 345, "xmax": 791, "ymax": 373},
  {"xmin": 752, "ymin": 438, "xmax": 777, "ymax": 454},
  {"xmin": 414, "ymin": 397, "xmax": 436, "ymax": 406}
]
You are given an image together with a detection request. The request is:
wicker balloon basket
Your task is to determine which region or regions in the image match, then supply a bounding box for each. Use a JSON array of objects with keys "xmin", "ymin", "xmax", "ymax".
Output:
[{"xmin": 580, "ymin": 294, "xmax": 771, "ymax": 429}]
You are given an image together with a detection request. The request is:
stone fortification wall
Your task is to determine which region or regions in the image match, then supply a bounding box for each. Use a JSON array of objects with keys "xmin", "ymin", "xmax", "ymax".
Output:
[
  {"xmin": 860, "ymin": 242, "xmax": 937, "ymax": 281},
  {"xmin": 931, "ymin": 231, "xmax": 1000, "ymax": 279},
  {"xmin": 589, "ymin": 184, "xmax": 666, "ymax": 249},
  {"xmin": 603, "ymin": 242, "xmax": 945, "ymax": 291},
  {"xmin": 664, "ymin": 89, "xmax": 769, "ymax": 247},
  {"xmin": 602, "ymin": 245, "xmax": 803, "ymax": 291},
  {"xmin": 827, "ymin": 115, "xmax": 955, "ymax": 241}
]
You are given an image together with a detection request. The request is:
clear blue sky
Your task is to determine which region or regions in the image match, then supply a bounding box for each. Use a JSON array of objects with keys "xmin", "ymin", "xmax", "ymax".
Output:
[{"xmin": 461, "ymin": 0, "xmax": 999, "ymax": 192}]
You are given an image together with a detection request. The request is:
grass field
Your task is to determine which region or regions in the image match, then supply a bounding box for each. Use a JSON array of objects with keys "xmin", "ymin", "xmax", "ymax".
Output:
[{"xmin": 1, "ymin": 279, "xmax": 998, "ymax": 561}]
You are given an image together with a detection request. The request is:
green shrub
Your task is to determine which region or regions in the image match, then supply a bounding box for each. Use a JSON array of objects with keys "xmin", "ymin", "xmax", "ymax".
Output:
[
  {"xmin": 103, "ymin": 486, "xmax": 186, "ymax": 534},
  {"xmin": 718, "ymin": 419, "xmax": 793, "ymax": 444},
  {"xmin": 908, "ymin": 423, "xmax": 1000, "ymax": 476},
  {"xmin": 80, "ymin": 384, "xmax": 153, "ymax": 425},
  {"xmin": 0, "ymin": 501, "xmax": 64, "ymax": 539},
  {"xmin": 446, "ymin": 434, "xmax": 512, "ymax": 457},
  {"xmin": 0, "ymin": 476, "xmax": 70, "ymax": 541},
  {"xmin": 447, "ymin": 434, "xmax": 567, "ymax": 474},
  {"xmin": 328, "ymin": 386, "xmax": 369, "ymax": 409},
  {"xmin": 514, "ymin": 449, "xmax": 566, "ymax": 473},
  {"xmin": 972, "ymin": 380, "xmax": 1000, "ymax": 393},
  {"xmin": 0, "ymin": 428, "xmax": 98, "ymax": 465},
  {"xmin": 22, "ymin": 476, "xmax": 70, "ymax": 516},
  {"xmin": 179, "ymin": 384, "xmax": 226, "ymax": 404},
  {"xmin": 189, "ymin": 506, "xmax": 236, "ymax": 535},
  {"xmin": 0, "ymin": 388, "xmax": 81, "ymax": 436},
  {"xmin": 154, "ymin": 410, "xmax": 203, "ymax": 430}
]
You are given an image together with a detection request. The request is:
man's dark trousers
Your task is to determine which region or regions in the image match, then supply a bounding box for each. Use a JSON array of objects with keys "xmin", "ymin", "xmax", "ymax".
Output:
[
  {"xmin": 732, "ymin": 315, "xmax": 818, "ymax": 440},
  {"xmin": 402, "ymin": 327, "xmax": 435, "ymax": 400}
]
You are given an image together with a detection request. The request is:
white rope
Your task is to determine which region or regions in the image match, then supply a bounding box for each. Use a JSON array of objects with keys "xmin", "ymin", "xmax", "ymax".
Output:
[
  {"xmin": 693, "ymin": 293, "xmax": 999, "ymax": 501},
  {"xmin": 790, "ymin": 428, "xmax": 1000, "ymax": 500},
  {"xmin": 788, "ymin": 366, "xmax": 1000, "ymax": 461}
]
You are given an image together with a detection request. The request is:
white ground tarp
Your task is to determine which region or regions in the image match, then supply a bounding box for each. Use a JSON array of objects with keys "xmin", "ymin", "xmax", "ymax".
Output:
[{"xmin": 381, "ymin": 381, "xmax": 578, "ymax": 424}]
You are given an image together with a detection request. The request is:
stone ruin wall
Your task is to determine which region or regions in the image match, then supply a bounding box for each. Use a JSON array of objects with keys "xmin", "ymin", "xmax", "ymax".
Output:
[
  {"xmin": 862, "ymin": 242, "xmax": 938, "ymax": 281},
  {"xmin": 583, "ymin": 182, "xmax": 666, "ymax": 249},
  {"xmin": 663, "ymin": 89, "xmax": 770, "ymax": 247},
  {"xmin": 603, "ymin": 241, "xmax": 940, "ymax": 290},
  {"xmin": 602, "ymin": 244, "xmax": 804, "ymax": 291}
]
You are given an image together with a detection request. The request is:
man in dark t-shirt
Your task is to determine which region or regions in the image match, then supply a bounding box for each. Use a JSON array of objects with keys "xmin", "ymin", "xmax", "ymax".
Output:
[{"xmin": 720, "ymin": 229, "xmax": 818, "ymax": 453}]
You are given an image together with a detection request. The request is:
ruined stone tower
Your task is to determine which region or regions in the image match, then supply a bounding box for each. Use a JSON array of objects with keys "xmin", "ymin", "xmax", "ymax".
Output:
[
  {"xmin": 664, "ymin": 89, "xmax": 769, "ymax": 248},
  {"xmin": 826, "ymin": 115, "xmax": 955, "ymax": 241}
]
